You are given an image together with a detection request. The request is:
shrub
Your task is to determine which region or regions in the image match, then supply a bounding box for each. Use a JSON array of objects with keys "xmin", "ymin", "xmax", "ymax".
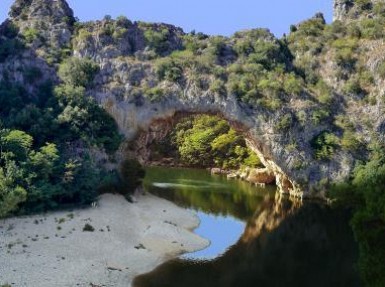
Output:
[
  {"xmin": 311, "ymin": 131, "xmax": 340, "ymax": 160},
  {"xmin": 144, "ymin": 87, "xmax": 165, "ymax": 102},
  {"xmin": 155, "ymin": 58, "xmax": 183, "ymax": 82},
  {"xmin": 297, "ymin": 110, "xmax": 307, "ymax": 125},
  {"xmin": 144, "ymin": 28, "xmax": 171, "ymax": 55},
  {"xmin": 182, "ymin": 34, "xmax": 207, "ymax": 54},
  {"xmin": 293, "ymin": 16, "xmax": 325, "ymax": 37},
  {"xmin": 355, "ymin": 0, "xmax": 372, "ymax": 11},
  {"xmin": 341, "ymin": 131, "xmax": 361, "ymax": 151},
  {"xmin": 311, "ymin": 108, "xmax": 330, "ymax": 125},
  {"xmin": 76, "ymin": 28, "xmax": 93, "ymax": 42},
  {"xmin": 119, "ymin": 159, "xmax": 145, "ymax": 196},
  {"xmin": 58, "ymin": 57, "xmax": 100, "ymax": 88},
  {"xmin": 283, "ymin": 73, "xmax": 303, "ymax": 96},
  {"xmin": 23, "ymin": 27, "xmax": 39, "ymax": 44},
  {"xmin": 112, "ymin": 27, "xmax": 128, "ymax": 40},
  {"xmin": 210, "ymin": 79, "xmax": 226, "ymax": 95},
  {"xmin": 0, "ymin": 38, "xmax": 24, "ymax": 63},
  {"xmin": 376, "ymin": 60, "xmax": 385, "ymax": 79},
  {"xmin": 116, "ymin": 15, "xmax": 132, "ymax": 28},
  {"xmin": 373, "ymin": 2, "xmax": 385, "ymax": 16},
  {"xmin": 343, "ymin": 77, "xmax": 364, "ymax": 95},
  {"xmin": 207, "ymin": 36, "xmax": 227, "ymax": 57},
  {"xmin": 0, "ymin": 166, "xmax": 28, "ymax": 218},
  {"xmin": 9, "ymin": 0, "xmax": 33, "ymax": 18},
  {"xmin": 83, "ymin": 223, "xmax": 95, "ymax": 232},
  {"xmin": 332, "ymin": 38, "xmax": 357, "ymax": 70},
  {"xmin": 275, "ymin": 114, "xmax": 293, "ymax": 131},
  {"xmin": 54, "ymin": 84, "xmax": 123, "ymax": 154},
  {"xmin": 315, "ymin": 80, "xmax": 332, "ymax": 105},
  {"xmin": 359, "ymin": 18, "xmax": 385, "ymax": 39}
]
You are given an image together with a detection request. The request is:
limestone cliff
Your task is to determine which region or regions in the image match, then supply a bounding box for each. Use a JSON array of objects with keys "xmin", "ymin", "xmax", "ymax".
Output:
[
  {"xmin": 334, "ymin": 0, "xmax": 384, "ymax": 21},
  {"xmin": 9, "ymin": 0, "xmax": 74, "ymax": 60},
  {"xmin": 1, "ymin": 0, "xmax": 385, "ymax": 198}
]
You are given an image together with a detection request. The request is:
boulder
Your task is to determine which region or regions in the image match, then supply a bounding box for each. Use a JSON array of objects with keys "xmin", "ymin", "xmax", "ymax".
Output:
[
  {"xmin": 211, "ymin": 168, "xmax": 222, "ymax": 175},
  {"xmin": 246, "ymin": 168, "xmax": 276, "ymax": 185}
]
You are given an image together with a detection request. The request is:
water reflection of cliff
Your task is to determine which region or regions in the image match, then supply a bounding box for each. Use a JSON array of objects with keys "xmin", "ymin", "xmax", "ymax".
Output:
[
  {"xmin": 133, "ymin": 195, "xmax": 361, "ymax": 287},
  {"xmin": 143, "ymin": 167, "xmax": 276, "ymax": 221}
]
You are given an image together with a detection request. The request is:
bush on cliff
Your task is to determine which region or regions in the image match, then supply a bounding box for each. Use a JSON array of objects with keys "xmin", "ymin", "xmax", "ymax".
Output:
[
  {"xmin": 330, "ymin": 143, "xmax": 385, "ymax": 287},
  {"xmin": 58, "ymin": 57, "xmax": 100, "ymax": 88}
]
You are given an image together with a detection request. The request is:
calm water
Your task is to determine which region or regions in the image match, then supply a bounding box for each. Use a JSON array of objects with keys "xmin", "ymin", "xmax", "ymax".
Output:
[{"xmin": 136, "ymin": 167, "xmax": 361, "ymax": 287}]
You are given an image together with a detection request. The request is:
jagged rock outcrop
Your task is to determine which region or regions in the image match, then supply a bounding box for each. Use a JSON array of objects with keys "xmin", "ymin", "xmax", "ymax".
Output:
[
  {"xmin": 9, "ymin": 0, "xmax": 75, "ymax": 59},
  {"xmin": 334, "ymin": 0, "xmax": 383, "ymax": 21},
  {"xmin": 2, "ymin": 0, "xmax": 385, "ymax": 199},
  {"xmin": 334, "ymin": 0, "xmax": 355, "ymax": 21},
  {"xmin": 73, "ymin": 21, "xmax": 183, "ymax": 61},
  {"xmin": 245, "ymin": 168, "xmax": 276, "ymax": 185}
]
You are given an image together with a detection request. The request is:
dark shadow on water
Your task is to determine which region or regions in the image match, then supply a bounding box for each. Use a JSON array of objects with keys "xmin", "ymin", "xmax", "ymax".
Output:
[{"xmin": 137, "ymin": 167, "xmax": 361, "ymax": 287}]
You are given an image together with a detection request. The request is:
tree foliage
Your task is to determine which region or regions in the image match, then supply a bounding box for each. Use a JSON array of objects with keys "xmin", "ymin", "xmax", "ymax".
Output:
[
  {"xmin": 171, "ymin": 115, "xmax": 262, "ymax": 169},
  {"xmin": 0, "ymin": 60, "xmax": 123, "ymax": 217},
  {"xmin": 58, "ymin": 57, "xmax": 100, "ymax": 88},
  {"xmin": 330, "ymin": 144, "xmax": 385, "ymax": 287}
]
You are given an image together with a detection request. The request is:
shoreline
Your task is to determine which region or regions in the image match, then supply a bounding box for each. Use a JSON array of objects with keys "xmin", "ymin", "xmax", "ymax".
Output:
[{"xmin": 0, "ymin": 193, "xmax": 209, "ymax": 287}]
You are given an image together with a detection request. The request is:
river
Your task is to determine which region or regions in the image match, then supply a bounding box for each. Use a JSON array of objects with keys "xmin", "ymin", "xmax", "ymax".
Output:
[{"xmin": 134, "ymin": 167, "xmax": 361, "ymax": 287}]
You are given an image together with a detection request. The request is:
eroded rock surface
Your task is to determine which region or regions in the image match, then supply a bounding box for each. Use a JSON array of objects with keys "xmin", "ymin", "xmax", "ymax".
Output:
[{"xmin": 2, "ymin": 0, "xmax": 385, "ymax": 198}]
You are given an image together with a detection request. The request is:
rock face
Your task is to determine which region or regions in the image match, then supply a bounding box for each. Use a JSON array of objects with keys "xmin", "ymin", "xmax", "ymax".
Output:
[
  {"xmin": 9, "ymin": 0, "xmax": 75, "ymax": 58},
  {"xmin": 72, "ymin": 21, "xmax": 183, "ymax": 61},
  {"xmin": 333, "ymin": 0, "xmax": 383, "ymax": 21},
  {"xmin": 246, "ymin": 168, "xmax": 276, "ymax": 185},
  {"xmin": 2, "ymin": 0, "xmax": 385, "ymax": 199},
  {"xmin": 334, "ymin": 0, "xmax": 355, "ymax": 21}
]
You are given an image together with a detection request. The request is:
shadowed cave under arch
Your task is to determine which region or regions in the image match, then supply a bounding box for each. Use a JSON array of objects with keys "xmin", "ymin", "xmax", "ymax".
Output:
[{"xmin": 114, "ymin": 107, "xmax": 301, "ymax": 197}]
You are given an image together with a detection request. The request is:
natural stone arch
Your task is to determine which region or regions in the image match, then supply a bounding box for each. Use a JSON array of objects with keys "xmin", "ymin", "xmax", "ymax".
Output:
[
  {"xmin": 129, "ymin": 111, "xmax": 294, "ymax": 194},
  {"xmin": 95, "ymin": 90, "xmax": 316, "ymax": 199},
  {"xmin": 59, "ymin": 0, "xmax": 358, "ymax": 199},
  {"xmin": 5, "ymin": 0, "xmax": 364, "ymax": 199}
]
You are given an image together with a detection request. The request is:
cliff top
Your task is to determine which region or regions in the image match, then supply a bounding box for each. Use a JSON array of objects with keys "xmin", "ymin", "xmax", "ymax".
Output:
[{"xmin": 334, "ymin": 0, "xmax": 385, "ymax": 21}]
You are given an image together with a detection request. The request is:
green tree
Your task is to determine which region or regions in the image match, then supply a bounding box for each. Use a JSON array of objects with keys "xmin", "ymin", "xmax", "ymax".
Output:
[
  {"xmin": 0, "ymin": 160, "xmax": 27, "ymax": 218},
  {"xmin": 119, "ymin": 159, "xmax": 146, "ymax": 196},
  {"xmin": 0, "ymin": 129, "xmax": 33, "ymax": 161},
  {"xmin": 332, "ymin": 145, "xmax": 385, "ymax": 287},
  {"xmin": 28, "ymin": 143, "xmax": 60, "ymax": 180},
  {"xmin": 58, "ymin": 57, "xmax": 100, "ymax": 88},
  {"xmin": 171, "ymin": 115, "xmax": 262, "ymax": 169}
]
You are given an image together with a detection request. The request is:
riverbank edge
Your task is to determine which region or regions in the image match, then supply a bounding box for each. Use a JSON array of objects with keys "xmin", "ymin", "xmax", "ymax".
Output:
[
  {"xmin": 0, "ymin": 193, "xmax": 210, "ymax": 287},
  {"xmin": 144, "ymin": 161, "xmax": 276, "ymax": 187}
]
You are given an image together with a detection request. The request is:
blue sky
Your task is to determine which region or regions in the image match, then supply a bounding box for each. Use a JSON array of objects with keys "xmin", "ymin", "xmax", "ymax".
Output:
[{"xmin": 0, "ymin": 0, "xmax": 333, "ymax": 37}]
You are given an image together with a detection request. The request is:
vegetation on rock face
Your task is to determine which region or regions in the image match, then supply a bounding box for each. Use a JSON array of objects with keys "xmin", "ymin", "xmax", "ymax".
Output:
[
  {"xmin": 1, "ymin": 0, "xmax": 385, "ymax": 284},
  {"xmin": 58, "ymin": 57, "xmax": 100, "ymax": 88},
  {"xmin": 0, "ymin": 31, "xmax": 124, "ymax": 218},
  {"xmin": 330, "ymin": 142, "xmax": 385, "ymax": 287},
  {"xmin": 0, "ymin": 22, "xmax": 24, "ymax": 63},
  {"xmin": 150, "ymin": 115, "xmax": 262, "ymax": 170}
]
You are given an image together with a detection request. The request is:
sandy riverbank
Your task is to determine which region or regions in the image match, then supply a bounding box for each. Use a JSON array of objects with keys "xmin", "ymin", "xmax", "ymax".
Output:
[{"xmin": 0, "ymin": 193, "xmax": 209, "ymax": 287}]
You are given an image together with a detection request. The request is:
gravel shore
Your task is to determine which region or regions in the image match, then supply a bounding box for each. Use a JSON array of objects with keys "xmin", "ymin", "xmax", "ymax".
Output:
[{"xmin": 0, "ymin": 193, "xmax": 209, "ymax": 287}]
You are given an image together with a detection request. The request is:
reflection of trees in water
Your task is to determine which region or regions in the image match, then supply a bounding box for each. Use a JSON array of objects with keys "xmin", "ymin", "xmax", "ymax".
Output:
[
  {"xmin": 144, "ymin": 167, "xmax": 276, "ymax": 221},
  {"xmin": 147, "ymin": 186, "xmax": 272, "ymax": 221},
  {"xmin": 133, "ymin": 195, "xmax": 361, "ymax": 287}
]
